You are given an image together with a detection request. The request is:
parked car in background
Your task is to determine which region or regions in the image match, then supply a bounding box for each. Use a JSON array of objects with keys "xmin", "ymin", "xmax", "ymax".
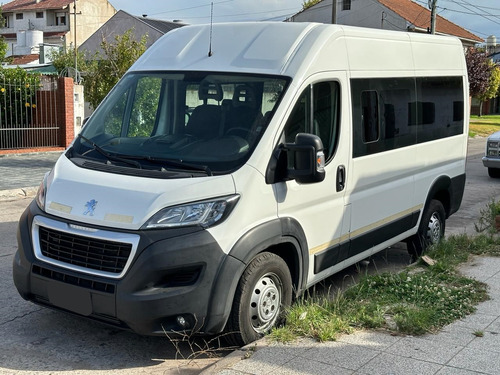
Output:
[{"xmin": 483, "ymin": 131, "xmax": 500, "ymax": 178}]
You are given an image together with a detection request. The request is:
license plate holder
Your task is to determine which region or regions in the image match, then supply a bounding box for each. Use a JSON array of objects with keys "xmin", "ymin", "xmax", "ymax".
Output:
[{"xmin": 48, "ymin": 282, "xmax": 92, "ymax": 316}]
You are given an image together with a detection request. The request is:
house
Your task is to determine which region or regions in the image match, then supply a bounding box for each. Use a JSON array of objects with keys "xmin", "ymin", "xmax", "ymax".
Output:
[
  {"xmin": 288, "ymin": 0, "xmax": 483, "ymax": 47},
  {"xmin": 0, "ymin": 0, "xmax": 116, "ymax": 58},
  {"xmin": 79, "ymin": 10, "xmax": 184, "ymax": 57}
]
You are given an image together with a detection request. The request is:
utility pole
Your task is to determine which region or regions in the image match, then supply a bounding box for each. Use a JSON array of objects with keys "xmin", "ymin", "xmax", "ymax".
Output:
[
  {"xmin": 429, "ymin": 0, "xmax": 438, "ymax": 34},
  {"xmin": 71, "ymin": 0, "xmax": 81, "ymax": 82},
  {"xmin": 331, "ymin": 0, "xmax": 337, "ymax": 24}
]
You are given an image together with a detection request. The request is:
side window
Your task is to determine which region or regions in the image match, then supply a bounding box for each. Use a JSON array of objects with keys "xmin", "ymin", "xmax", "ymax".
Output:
[
  {"xmin": 415, "ymin": 77, "xmax": 464, "ymax": 143},
  {"xmin": 283, "ymin": 81, "xmax": 340, "ymax": 161},
  {"xmin": 283, "ymin": 86, "xmax": 310, "ymax": 143},
  {"xmin": 352, "ymin": 78, "xmax": 417, "ymax": 157}
]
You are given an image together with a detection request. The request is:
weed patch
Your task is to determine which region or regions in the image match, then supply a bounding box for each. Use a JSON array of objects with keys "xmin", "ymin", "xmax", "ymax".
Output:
[{"xmin": 271, "ymin": 234, "xmax": 499, "ymax": 343}]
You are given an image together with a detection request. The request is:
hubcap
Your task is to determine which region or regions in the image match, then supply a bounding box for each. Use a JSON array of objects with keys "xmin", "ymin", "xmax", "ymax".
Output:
[
  {"xmin": 249, "ymin": 273, "xmax": 282, "ymax": 334},
  {"xmin": 426, "ymin": 212, "xmax": 442, "ymax": 244}
]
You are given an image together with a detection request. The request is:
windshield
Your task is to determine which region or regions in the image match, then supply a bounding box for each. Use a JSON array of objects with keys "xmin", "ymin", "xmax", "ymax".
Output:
[{"xmin": 71, "ymin": 72, "xmax": 289, "ymax": 177}]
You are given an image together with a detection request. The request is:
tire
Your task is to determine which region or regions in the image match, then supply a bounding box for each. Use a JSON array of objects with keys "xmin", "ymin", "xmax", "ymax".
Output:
[
  {"xmin": 224, "ymin": 252, "xmax": 292, "ymax": 347},
  {"xmin": 406, "ymin": 199, "xmax": 446, "ymax": 260},
  {"xmin": 488, "ymin": 168, "xmax": 500, "ymax": 178}
]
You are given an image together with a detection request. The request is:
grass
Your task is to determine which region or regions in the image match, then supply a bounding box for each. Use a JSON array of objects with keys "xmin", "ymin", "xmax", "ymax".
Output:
[
  {"xmin": 469, "ymin": 115, "xmax": 500, "ymax": 137},
  {"xmin": 270, "ymin": 201, "xmax": 500, "ymax": 343}
]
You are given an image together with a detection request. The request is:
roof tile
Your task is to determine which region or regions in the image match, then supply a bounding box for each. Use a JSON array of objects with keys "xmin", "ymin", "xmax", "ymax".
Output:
[
  {"xmin": 2, "ymin": 0, "xmax": 73, "ymax": 12},
  {"xmin": 378, "ymin": 0, "xmax": 482, "ymax": 42}
]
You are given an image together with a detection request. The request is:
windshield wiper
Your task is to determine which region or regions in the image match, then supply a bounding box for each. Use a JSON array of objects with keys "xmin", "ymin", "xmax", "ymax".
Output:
[
  {"xmin": 77, "ymin": 134, "xmax": 142, "ymax": 169},
  {"xmin": 125, "ymin": 155, "xmax": 213, "ymax": 176}
]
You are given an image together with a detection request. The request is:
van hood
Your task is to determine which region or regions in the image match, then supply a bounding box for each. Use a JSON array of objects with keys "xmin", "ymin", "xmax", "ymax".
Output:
[{"xmin": 43, "ymin": 155, "xmax": 236, "ymax": 230}]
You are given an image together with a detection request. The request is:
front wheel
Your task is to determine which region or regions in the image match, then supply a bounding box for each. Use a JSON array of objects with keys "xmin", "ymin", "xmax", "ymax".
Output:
[
  {"xmin": 224, "ymin": 252, "xmax": 292, "ymax": 347},
  {"xmin": 406, "ymin": 199, "xmax": 446, "ymax": 260}
]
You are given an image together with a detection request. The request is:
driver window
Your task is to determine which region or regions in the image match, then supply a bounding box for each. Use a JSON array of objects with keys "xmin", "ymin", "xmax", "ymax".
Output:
[{"xmin": 283, "ymin": 81, "xmax": 340, "ymax": 161}]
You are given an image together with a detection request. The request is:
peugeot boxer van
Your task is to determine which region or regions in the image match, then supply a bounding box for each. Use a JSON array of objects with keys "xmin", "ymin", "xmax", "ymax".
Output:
[{"xmin": 13, "ymin": 22, "xmax": 468, "ymax": 346}]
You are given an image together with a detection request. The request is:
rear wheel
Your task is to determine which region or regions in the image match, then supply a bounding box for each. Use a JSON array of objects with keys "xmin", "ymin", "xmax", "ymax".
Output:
[
  {"xmin": 406, "ymin": 199, "xmax": 446, "ymax": 260},
  {"xmin": 488, "ymin": 167, "xmax": 500, "ymax": 178},
  {"xmin": 224, "ymin": 252, "xmax": 292, "ymax": 347}
]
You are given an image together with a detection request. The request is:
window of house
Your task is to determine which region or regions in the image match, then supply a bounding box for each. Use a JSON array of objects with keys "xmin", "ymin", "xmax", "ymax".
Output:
[
  {"xmin": 2, "ymin": 16, "xmax": 9, "ymax": 28},
  {"xmin": 16, "ymin": 13, "xmax": 23, "ymax": 20},
  {"xmin": 36, "ymin": 12, "xmax": 44, "ymax": 19},
  {"xmin": 56, "ymin": 12, "xmax": 66, "ymax": 26},
  {"xmin": 283, "ymin": 81, "xmax": 341, "ymax": 161},
  {"xmin": 342, "ymin": 0, "xmax": 351, "ymax": 11}
]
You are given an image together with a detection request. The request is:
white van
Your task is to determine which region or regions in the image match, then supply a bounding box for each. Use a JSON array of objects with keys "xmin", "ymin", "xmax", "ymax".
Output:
[{"xmin": 13, "ymin": 22, "xmax": 468, "ymax": 346}]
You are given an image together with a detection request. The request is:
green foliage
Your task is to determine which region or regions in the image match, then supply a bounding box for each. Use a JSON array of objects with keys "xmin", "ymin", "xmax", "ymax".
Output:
[
  {"xmin": 85, "ymin": 29, "xmax": 148, "ymax": 109},
  {"xmin": 48, "ymin": 29, "xmax": 148, "ymax": 110},
  {"xmin": 475, "ymin": 199, "xmax": 500, "ymax": 235},
  {"xmin": 0, "ymin": 67, "xmax": 42, "ymax": 127},
  {"xmin": 49, "ymin": 46, "xmax": 90, "ymax": 77},
  {"xmin": 0, "ymin": 8, "xmax": 7, "ymax": 63},
  {"xmin": 469, "ymin": 115, "xmax": 500, "ymax": 137},
  {"xmin": 302, "ymin": 0, "xmax": 322, "ymax": 10},
  {"xmin": 478, "ymin": 62, "xmax": 500, "ymax": 102}
]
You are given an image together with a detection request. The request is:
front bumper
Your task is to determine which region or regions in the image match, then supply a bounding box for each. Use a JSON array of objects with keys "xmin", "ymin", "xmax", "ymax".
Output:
[
  {"xmin": 13, "ymin": 200, "xmax": 233, "ymax": 335},
  {"xmin": 482, "ymin": 156, "xmax": 500, "ymax": 169}
]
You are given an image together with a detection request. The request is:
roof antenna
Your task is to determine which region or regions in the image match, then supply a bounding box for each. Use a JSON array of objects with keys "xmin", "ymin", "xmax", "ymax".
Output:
[{"xmin": 208, "ymin": 2, "xmax": 214, "ymax": 57}]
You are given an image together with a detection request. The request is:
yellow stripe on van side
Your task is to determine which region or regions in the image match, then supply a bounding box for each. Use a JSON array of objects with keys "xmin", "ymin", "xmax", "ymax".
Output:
[
  {"xmin": 309, "ymin": 234, "xmax": 350, "ymax": 256},
  {"xmin": 309, "ymin": 204, "xmax": 423, "ymax": 256}
]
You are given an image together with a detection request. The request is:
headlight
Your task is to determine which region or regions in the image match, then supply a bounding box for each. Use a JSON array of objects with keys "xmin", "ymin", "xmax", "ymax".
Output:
[
  {"xmin": 142, "ymin": 195, "xmax": 240, "ymax": 229},
  {"xmin": 35, "ymin": 172, "xmax": 50, "ymax": 211}
]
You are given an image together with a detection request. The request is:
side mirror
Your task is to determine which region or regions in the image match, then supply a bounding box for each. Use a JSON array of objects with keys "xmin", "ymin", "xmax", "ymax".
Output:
[{"xmin": 266, "ymin": 133, "xmax": 326, "ymax": 184}]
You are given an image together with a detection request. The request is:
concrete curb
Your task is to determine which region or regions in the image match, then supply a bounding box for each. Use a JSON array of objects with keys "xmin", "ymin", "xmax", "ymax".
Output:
[{"xmin": 200, "ymin": 339, "xmax": 270, "ymax": 374}]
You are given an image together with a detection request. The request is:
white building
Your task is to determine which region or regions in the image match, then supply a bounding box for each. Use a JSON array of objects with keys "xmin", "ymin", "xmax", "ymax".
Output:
[
  {"xmin": 288, "ymin": 0, "xmax": 482, "ymax": 47},
  {"xmin": 1, "ymin": 0, "xmax": 116, "ymax": 58}
]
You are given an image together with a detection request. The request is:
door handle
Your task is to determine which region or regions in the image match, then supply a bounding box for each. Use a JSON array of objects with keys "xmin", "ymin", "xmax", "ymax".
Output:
[{"xmin": 336, "ymin": 165, "xmax": 346, "ymax": 192}]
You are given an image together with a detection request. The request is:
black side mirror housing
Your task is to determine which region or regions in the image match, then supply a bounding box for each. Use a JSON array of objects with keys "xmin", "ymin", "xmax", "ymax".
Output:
[{"xmin": 266, "ymin": 133, "xmax": 326, "ymax": 184}]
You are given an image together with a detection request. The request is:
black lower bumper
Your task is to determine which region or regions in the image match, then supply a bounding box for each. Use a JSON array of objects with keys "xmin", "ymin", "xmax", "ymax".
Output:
[{"xmin": 13, "ymin": 200, "xmax": 239, "ymax": 335}]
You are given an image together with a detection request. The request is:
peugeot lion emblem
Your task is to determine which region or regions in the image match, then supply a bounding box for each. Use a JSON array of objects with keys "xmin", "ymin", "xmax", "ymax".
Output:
[{"xmin": 83, "ymin": 199, "xmax": 98, "ymax": 216}]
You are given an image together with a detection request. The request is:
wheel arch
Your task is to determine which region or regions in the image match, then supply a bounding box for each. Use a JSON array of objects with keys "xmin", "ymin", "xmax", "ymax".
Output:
[
  {"xmin": 424, "ymin": 173, "xmax": 466, "ymax": 219},
  {"xmin": 424, "ymin": 175, "xmax": 452, "ymax": 218},
  {"xmin": 203, "ymin": 218, "xmax": 309, "ymax": 334}
]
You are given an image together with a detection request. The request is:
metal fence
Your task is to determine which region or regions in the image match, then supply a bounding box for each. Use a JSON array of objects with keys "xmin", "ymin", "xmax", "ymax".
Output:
[{"xmin": 0, "ymin": 75, "xmax": 60, "ymax": 150}]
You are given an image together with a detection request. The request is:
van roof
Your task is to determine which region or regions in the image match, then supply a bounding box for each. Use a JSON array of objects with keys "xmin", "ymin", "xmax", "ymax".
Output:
[{"xmin": 130, "ymin": 22, "xmax": 465, "ymax": 78}]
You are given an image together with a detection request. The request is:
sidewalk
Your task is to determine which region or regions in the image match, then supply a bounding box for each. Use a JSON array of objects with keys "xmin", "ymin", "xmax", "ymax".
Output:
[
  {"xmin": 0, "ymin": 151, "xmax": 62, "ymax": 199},
  {"xmin": 203, "ymin": 256, "xmax": 500, "ymax": 375}
]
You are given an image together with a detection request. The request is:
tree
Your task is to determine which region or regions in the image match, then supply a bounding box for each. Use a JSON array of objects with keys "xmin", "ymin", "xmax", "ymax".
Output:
[
  {"xmin": 49, "ymin": 46, "xmax": 91, "ymax": 81},
  {"xmin": 49, "ymin": 29, "xmax": 148, "ymax": 109},
  {"xmin": 0, "ymin": 8, "xmax": 8, "ymax": 63},
  {"xmin": 465, "ymin": 48, "xmax": 491, "ymax": 98},
  {"xmin": 477, "ymin": 61, "xmax": 500, "ymax": 116},
  {"xmin": 84, "ymin": 30, "xmax": 148, "ymax": 109},
  {"xmin": 302, "ymin": 0, "xmax": 322, "ymax": 10},
  {"xmin": 465, "ymin": 48, "xmax": 497, "ymax": 116}
]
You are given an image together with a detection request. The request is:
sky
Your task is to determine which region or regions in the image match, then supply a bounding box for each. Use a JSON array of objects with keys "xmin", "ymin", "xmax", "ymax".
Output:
[
  {"xmin": 1, "ymin": 0, "xmax": 498, "ymax": 41},
  {"xmin": 102, "ymin": 0, "xmax": 500, "ymax": 42}
]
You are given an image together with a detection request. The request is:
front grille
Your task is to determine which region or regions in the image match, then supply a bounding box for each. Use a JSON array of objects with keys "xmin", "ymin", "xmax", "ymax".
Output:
[{"xmin": 39, "ymin": 226, "xmax": 132, "ymax": 274}]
